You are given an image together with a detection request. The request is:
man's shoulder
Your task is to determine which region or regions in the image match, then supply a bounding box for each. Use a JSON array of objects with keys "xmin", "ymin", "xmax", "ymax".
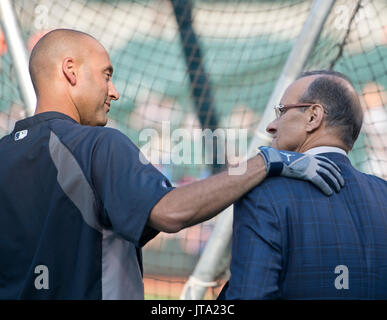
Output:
[
  {"xmin": 49, "ymin": 118, "xmax": 120, "ymax": 137},
  {"xmin": 77, "ymin": 125, "xmax": 131, "ymax": 146},
  {"xmin": 49, "ymin": 120, "xmax": 131, "ymax": 148},
  {"xmin": 248, "ymin": 175, "xmax": 308, "ymax": 198},
  {"xmin": 49, "ymin": 121, "xmax": 140, "ymax": 168},
  {"xmin": 361, "ymin": 171, "xmax": 387, "ymax": 185},
  {"xmin": 244, "ymin": 161, "xmax": 387, "ymax": 209},
  {"xmin": 235, "ymin": 175, "xmax": 311, "ymax": 217},
  {"xmin": 357, "ymin": 171, "xmax": 387, "ymax": 195}
]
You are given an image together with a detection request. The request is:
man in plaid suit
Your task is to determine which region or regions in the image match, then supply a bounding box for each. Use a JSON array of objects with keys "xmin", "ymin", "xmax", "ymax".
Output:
[{"xmin": 219, "ymin": 70, "xmax": 387, "ymax": 299}]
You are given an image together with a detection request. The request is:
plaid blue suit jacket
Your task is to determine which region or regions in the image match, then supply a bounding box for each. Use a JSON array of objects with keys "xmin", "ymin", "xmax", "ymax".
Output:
[{"xmin": 219, "ymin": 152, "xmax": 387, "ymax": 299}]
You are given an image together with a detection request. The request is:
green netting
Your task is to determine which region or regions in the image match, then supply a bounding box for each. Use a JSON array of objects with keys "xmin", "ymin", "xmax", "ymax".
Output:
[{"xmin": 0, "ymin": 0, "xmax": 386, "ymax": 299}]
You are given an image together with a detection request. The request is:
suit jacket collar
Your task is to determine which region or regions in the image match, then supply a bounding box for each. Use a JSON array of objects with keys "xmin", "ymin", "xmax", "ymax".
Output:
[{"xmin": 315, "ymin": 152, "xmax": 352, "ymax": 167}]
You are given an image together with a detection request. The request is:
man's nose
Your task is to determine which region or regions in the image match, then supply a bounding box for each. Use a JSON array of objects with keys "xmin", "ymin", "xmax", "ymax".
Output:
[
  {"xmin": 266, "ymin": 119, "xmax": 277, "ymax": 135},
  {"xmin": 109, "ymin": 81, "xmax": 120, "ymax": 101}
]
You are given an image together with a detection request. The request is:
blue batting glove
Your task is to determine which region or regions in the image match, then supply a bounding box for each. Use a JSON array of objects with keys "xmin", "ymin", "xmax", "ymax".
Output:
[{"xmin": 258, "ymin": 146, "xmax": 345, "ymax": 196}]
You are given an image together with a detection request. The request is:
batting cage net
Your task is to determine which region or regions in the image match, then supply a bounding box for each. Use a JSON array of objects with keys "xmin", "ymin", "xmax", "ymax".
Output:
[{"xmin": 0, "ymin": 0, "xmax": 386, "ymax": 299}]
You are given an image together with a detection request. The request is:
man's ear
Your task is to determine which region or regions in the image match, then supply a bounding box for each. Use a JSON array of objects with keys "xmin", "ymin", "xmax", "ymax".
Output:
[
  {"xmin": 305, "ymin": 104, "xmax": 325, "ymax": 132},
  {"xmin": 62, "ymin": 57, "xmax": 77, "ymax": 86}
]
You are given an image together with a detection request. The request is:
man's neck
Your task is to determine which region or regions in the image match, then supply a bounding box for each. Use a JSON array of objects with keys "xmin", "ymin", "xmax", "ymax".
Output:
[{"xmin": 298, "ymin": 132, "xmax": 349, "ymax": 154}]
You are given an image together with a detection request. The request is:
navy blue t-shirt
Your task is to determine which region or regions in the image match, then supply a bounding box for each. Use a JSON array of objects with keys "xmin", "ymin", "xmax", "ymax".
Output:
[{"xmin": 0, "ymin": 112, "xmax": 174, "ymax": 299}]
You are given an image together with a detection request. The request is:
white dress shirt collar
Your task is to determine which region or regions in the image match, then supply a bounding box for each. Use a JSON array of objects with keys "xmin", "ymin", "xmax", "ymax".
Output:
[{"xmin": 304, "ymin": 146, "xmax": 348, "ymax": 157}]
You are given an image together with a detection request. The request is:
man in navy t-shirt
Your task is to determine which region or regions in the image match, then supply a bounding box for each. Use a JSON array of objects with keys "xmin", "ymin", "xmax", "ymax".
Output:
[{"xmin": 0, "ymin": 29, "xmax": 344, "ymax": 299}]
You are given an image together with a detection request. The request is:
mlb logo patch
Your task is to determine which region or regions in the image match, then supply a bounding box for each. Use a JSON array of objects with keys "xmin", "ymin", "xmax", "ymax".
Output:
[{"xmin": 14, "ymin": 130, "xmax": 28, "ymax": 141}]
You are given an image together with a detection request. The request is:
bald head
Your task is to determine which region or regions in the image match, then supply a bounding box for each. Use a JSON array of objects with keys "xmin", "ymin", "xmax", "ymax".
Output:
[
  {"xmin": 30, "ymin": 28, "xmax": 119, "ymax": 126},
  {"xmin": 29, "ymin": 29, "xmax": 102, "ymax": 91}
]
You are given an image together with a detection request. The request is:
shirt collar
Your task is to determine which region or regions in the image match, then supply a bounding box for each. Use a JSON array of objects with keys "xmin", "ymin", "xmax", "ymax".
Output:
[
  {"xmin": 304, "ymin": 146, "xmax": 348, "ymax": 157},
  {"xmin": 12, "ymin": 111, "xmax": 77, "ymax": 133}
]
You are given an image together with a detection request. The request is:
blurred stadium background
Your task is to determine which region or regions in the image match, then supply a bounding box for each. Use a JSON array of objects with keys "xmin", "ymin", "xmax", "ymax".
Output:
[{"xmin": 0, "ymin": 0, "xmax": 386, "ymax": 299}]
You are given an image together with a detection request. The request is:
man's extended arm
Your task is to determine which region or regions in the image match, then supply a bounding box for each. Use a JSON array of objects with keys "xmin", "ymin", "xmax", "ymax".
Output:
[
  {"xmin": 149, "ymin": 148, "xmax": 344, "ymax": 232},
  {"xmin": 91, "ymin": 130, "xmax": 343, "ymax": 243},
  {"xmin": 148, "ymin": 155, "xmax": 266, "ymax": 233}
]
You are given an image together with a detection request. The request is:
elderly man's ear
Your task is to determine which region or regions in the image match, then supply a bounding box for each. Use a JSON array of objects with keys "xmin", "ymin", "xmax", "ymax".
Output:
[
  {"xmin": 305, "ymin": 104, "xmax": 325, "ymax": 133},
  {"xmin": 62, "ymin": 57, "xmax": 77, "ymax": 86}
]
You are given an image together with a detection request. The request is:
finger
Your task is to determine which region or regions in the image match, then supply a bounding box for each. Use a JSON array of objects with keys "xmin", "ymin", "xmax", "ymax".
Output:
[
  {"xmin": 311, "ymin": 174, "xmax": 333, "ymax": 196},
  {"xmin": 317, "ymin": 167, "xmax": 341, "ymax": 193},
  {"xmin": 314, "ymin": 155, "xmax": 341, "ymax": 172},
  {"xmin": 318, "ymin": 161, "xmax": 345, "ymax": 187}
]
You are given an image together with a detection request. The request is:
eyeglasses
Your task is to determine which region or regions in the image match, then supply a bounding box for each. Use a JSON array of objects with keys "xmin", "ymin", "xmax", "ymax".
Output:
[{"xmin": 273, "ymin": 103, "xmax": 323, "ymax": 119}]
